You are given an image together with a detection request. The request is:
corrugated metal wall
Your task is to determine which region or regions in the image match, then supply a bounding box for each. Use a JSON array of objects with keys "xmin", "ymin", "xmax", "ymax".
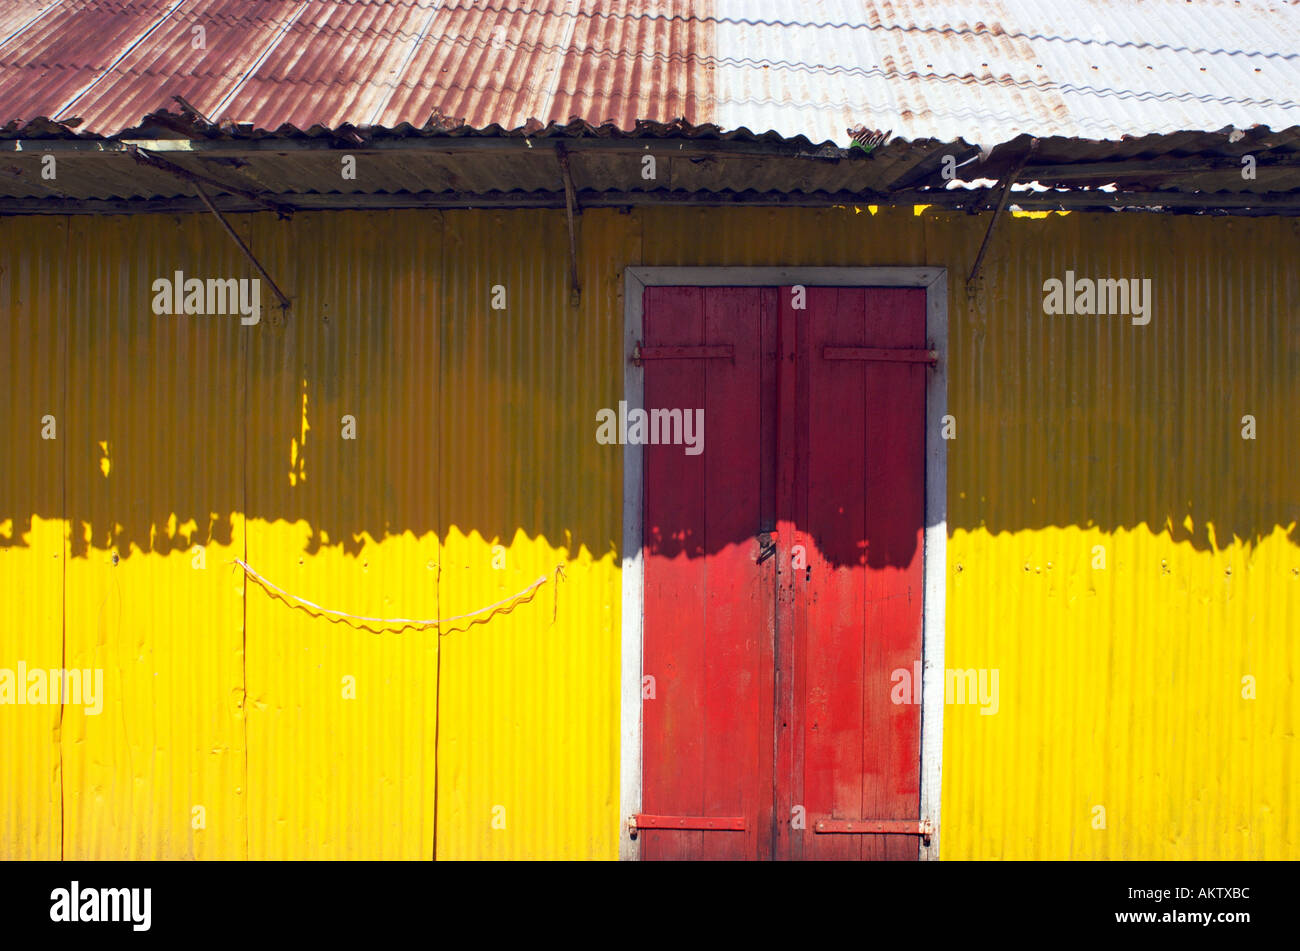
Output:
[
  {"xmin": 241, "ymin": 211, "xmax": 443, "ymax": 859},
  {"xmin": 1, "ymin": 206, "xmax": 1295, "ymax": 859},
  {"xmin": 0, "ymin": 215, "xmax": 66, "ymax": 861},
  {"xmin": 60, "ymin": 213, "xmax": 248, "ymax": 860}
]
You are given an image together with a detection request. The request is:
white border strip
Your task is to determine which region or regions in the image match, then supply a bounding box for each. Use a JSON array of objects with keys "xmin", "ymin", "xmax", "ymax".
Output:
[
  {"xmin": 919, "ymin": 269, "xmax": 948, "ymax": 862},
  {"xmin": 619, "ymin": 266, "xmax": 948, "ymax": 861},
  {"xmin": 618, "ymin": 268, "xmax": 647, "ymax": 862}
]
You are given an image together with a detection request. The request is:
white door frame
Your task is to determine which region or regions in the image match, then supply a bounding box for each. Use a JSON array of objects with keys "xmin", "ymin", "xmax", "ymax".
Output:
[{"xmin": 619, "ymin": 267, "xmax": 948, "ymax": 861}]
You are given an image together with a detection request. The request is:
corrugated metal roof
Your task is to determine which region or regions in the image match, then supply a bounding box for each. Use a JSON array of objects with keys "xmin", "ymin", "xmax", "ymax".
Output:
[
  {"xmin": 0, "ymin": 0, "xmax": 1296, "ymax": 144},
  {"xmin": 1, "ymin": 2, "xmax": 1298, "ymax": 215},
  {"xmin": 711, "ymin": 0, "xmax": 1300, "ymax": 145}
]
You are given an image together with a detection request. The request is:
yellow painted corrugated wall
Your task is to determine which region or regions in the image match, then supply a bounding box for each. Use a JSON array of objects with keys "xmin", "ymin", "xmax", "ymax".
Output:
[
  {"xmin": 0, "ymin": 216, "xmax": 66, "ymax": 860},
  {"xmin": 0, "ymin": 206, "xmax": 1295, "ymax": 859}
]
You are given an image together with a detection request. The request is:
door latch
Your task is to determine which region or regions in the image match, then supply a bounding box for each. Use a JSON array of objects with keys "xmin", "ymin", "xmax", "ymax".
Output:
[
  {"xmin": 813, "ymin": 817, "xmax": 933, "ymax": 846},
  {"xmin": 756, "ymin": 530, "xmax": 777, "ymax": 563},
  {"xmin": 629, "ymin": 814, "xmax": 747, "ymax": 838}
]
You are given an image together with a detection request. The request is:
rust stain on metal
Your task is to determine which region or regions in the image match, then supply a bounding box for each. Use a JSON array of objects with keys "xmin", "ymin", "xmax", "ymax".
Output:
[{"xmin": 0, "ymin": 0, "xmax": 1292, "ymax": 144}]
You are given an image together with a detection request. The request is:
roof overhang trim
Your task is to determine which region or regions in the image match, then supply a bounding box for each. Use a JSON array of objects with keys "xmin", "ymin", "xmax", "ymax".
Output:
[{"xmin": 3, "ymin": 113, "xmax": 1298, "ymax": 216}]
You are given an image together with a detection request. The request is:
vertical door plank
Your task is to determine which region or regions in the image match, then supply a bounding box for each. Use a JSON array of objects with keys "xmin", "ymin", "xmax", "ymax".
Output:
[
  {"xmin": 701, "ymin": 286, "xmax": 771, "ymax": 859},
  {"xmin": 787, "ymin": 286, "xmax": 926, "ymax": 862},
  {"xmin": 802, "ymin": 287, "xmax": 869, "ymax": 860},
  {"xmin": 774, "ymin": 284, "xmax": 801, "ymax": 860},
  {"xmin": 642, "ymin": 285, "xmax": 708, "ymax": 860},
  {"xmin": 860, "ymin": 287, "xmax": 927, "ymax": 860}
]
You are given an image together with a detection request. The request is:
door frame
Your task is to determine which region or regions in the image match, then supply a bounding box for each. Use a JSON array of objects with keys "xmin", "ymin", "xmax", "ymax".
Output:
[{"xmin": 619, "ymin": 267, "xmax": 948, "ymax": 861}]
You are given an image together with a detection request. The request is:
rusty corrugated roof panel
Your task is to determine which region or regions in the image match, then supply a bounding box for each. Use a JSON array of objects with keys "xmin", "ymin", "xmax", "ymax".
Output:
[
  {"xmin": 0, "ymin": 0, "xmax": 1296, "ymax": 144},
  {"xmin": 0, "ymin": 0, "xmax": 60, "ymax": 48},
  {"xmin": 372, "ymin": 0, "xmax": 714, "ymax": 131},
  {"xmin": 1, "ymin": 2, "xmax": 1298, "ymax": 214},
  {"xmin": 221, "ymin": 0, "xmax": 438, "ymax": 130}
]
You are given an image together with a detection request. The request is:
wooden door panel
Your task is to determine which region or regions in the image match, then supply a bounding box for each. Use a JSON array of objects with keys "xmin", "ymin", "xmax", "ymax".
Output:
[
  {"xmin": 793, "ymin": 287, "xmax": 927, "ymax": 861},
  {"xmin": 640, "ymin": 284, "xmax": 925, "ymax": 862},
  {"xmin": 640, "ymin": 286, "xmax": 775, "ymax": 860}
]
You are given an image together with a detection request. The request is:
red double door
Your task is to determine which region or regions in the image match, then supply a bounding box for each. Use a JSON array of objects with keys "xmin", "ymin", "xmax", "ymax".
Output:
[{"xmin": 639, "ymin": 285, "xmax": 928, "ymax": 860}]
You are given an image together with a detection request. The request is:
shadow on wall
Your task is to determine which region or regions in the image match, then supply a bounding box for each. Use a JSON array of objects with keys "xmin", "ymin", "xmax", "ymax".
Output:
[
  {"xmin": 0, "ymin": 208, "xmax": 1297, "ymax": 568},
  {"xmin": 0, "ymin": 208, "xmax": 618, "ymax": 568}
]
